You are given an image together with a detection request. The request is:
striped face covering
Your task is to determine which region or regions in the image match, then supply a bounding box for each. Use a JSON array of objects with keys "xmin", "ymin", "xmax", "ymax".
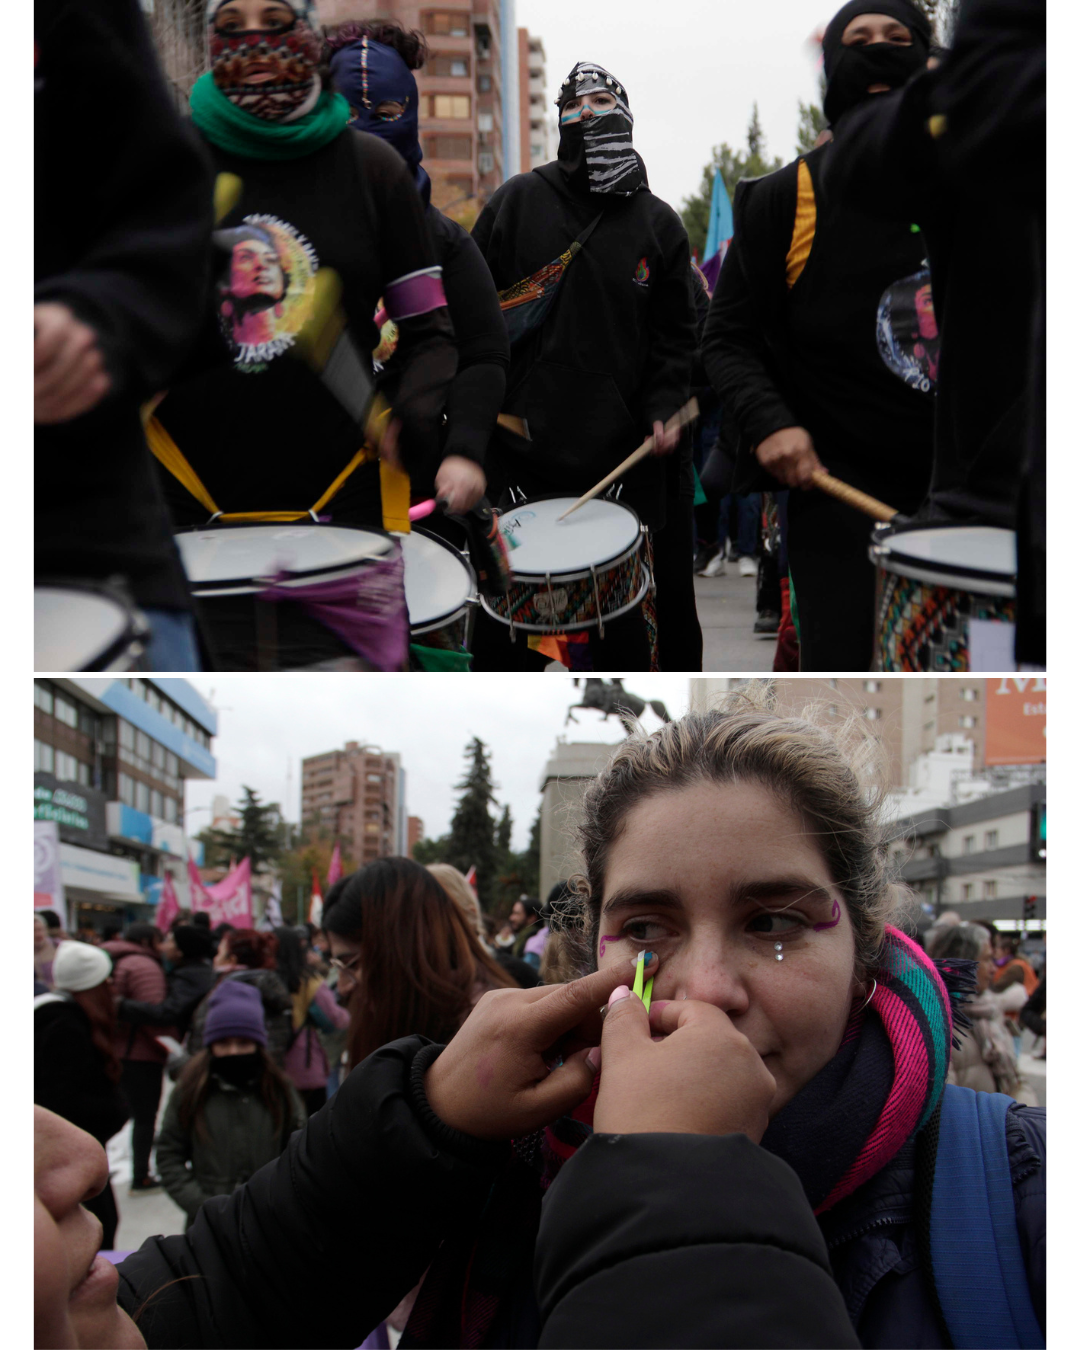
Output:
[{"xmin": 556, "ymin": 61, "xmax": 643, "ymax": 197}]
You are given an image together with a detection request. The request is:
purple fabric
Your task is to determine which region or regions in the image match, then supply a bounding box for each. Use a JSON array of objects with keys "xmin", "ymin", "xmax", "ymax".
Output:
[
  {"xmin": 99, "ymin": 1251, "xmax": 134, "ymax": 1264},
  {"xmin": 700, "ymin": 246, "xmax": 727, "ymax": 295},
  {"xmin": 384, "ymin": 267, "xmax": 447, "ymax": 320},
  {"xmin": 524, "ymin": 926, "xmax": 550, "ymax": 959},
  {"xmin": 204, "ymin": 981, "xmax": 267, "ymax": 1047},
  {"xmin": 262, "ymin": 548, "xmax": 409, "ymax": 671},
  {"xmin": 356, "ymin": 1324, "xmax": 391, "ymax": 1350}
]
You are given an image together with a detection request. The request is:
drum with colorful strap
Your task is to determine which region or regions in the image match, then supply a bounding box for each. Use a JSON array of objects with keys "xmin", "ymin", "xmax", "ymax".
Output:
[
  {"xmin": 35, "ymin": 583, "xmax": 148, "ymax": 672},
  {"xmin": 870, "ymin": 522, "xmax": 1018, "ymax": 672},
  {"xmin": 479, "ymin": 496, "xmax": 650, "ymax": 636},
  {"xmin": 397, "ymin": 527, "xmax": 477, "ymax": 657},
  {"xmin": 175, "ymin": 523, "xmax": 400, "ymax": 671}
]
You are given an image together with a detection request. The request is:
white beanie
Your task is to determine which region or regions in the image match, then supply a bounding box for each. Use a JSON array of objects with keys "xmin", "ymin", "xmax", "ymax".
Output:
[{"xmin": 51, "ymin": 940, "xmax": 113, "ymax": 993}]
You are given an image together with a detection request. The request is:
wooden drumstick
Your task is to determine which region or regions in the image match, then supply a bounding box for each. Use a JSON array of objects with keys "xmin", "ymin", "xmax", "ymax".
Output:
[
  {"xmin": 556, "ymin": 397, "xmax": 700, "ymax": 522},
  {"xmin": 810, "ymin": 471, "xmax": 899, "ymax": 523}
]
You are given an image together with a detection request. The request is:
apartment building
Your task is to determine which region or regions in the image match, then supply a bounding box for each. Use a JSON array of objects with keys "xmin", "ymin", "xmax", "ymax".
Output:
[
  {"xmin": 518, "ymin": 29, "xmax": 551, "ymax": 169},
  {"xmin": 34, "ymin": 678, "xmax": 216, "ymax": 933},
  {"xmin": 301, "ymin": 741, "xmax": 406, "ymax": 865}
]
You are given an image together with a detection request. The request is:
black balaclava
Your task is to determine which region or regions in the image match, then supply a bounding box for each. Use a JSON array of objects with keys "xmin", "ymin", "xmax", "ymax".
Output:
[
  {"xmin": 555, "ymin": 61, "xmax": 645, "ymax": 197},
  {"xmin": 210, "ymin": 1051, "xmax": 263, "ymax": 1088},
  {"xmin": 822, "ymin": 0, "xmax": 932, "ymax": 125}
]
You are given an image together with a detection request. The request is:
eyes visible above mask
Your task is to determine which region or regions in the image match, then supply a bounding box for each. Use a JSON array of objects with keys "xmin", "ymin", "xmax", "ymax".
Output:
[{"xmin": 560, "ymin": 91, "xmax": 617, "ymax": 124}]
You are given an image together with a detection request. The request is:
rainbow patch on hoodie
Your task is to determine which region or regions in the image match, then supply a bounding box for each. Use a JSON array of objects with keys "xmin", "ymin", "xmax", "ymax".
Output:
[{"xmin": 633, "ymin": 256, "xmax": 650, "ymax": 287}]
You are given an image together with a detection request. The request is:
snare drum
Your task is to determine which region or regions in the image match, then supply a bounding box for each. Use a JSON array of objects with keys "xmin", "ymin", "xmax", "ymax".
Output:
[
  {"xmin": 479, "ymin": 496, "xmax": 650, "ymax": 634},
  {"xmin": 397, "ymin": 527, "xmax": 477, "ymax": 653},
  {"xmin": 176, "ymin": 523, "xmax": 395, "ymax": 671},
  {"xmin": 35, "ymin": 584, "xmax": 147, "ymax": 672},
  {"xmin": 870, "ymin": 522, "xmax": 1017, "ymax": 671}
]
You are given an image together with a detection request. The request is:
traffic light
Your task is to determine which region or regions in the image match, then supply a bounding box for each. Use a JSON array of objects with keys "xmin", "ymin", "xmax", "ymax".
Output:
[{"xmin": 1023, "ymin": 895, "xmax": 1037, "ymax": 923}]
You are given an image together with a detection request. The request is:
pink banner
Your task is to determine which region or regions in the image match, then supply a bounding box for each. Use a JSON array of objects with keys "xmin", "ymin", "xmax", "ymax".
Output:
[
  {"xmin": 189, "ymin": 856, "xmax": 253, "ymax": 928},
  {"xmin": 155, "ymin": 872, "xmax": 181, "ymax": 934},
  {"xmin": 327, "ymin": 842, "xmax": 343, "ymax": 888}
]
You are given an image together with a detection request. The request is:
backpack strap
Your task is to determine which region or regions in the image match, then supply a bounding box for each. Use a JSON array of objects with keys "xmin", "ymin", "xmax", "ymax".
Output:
[{"xmin": 931, "ymin": 1084, "xmax": 1044, "ymax": 1349}]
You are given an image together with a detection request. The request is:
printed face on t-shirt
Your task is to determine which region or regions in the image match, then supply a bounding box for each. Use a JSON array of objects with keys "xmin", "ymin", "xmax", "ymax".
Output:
[{"xmin": 229, "ymin": 239, "xmax": 286, "ymax": 302}]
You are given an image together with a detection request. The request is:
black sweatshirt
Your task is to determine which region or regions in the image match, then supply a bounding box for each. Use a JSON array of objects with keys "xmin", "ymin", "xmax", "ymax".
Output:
[
  {"xmin": 34, "ymin": 0, "xmax": 214, "ymax": 609},
  {"xmin": 820, "ymin": 0, "xmax": 1045, "ymax": 540},
  {"xmin": 702, "ymin": 146, "xmax": 934, "ymax": 511},
  {"xmin": 34, "ymin": 997, "xmax": 130, "ymax": 1146},
  {"xmin": 157, "ymin": 129, "xmax": 457, "ymax": 528},
  {"xmin": 472, "ymin": 164, "xmax": 696, "ymax": 529}
]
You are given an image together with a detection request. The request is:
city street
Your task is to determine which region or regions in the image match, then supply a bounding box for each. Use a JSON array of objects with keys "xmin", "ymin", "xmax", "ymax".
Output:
[{"xmin": 695, "ymin": 566, "xmax": 777, "ymax": 671}]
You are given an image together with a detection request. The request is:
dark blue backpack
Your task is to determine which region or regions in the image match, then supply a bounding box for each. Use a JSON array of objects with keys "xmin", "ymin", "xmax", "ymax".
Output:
[{"xmin": 931, "ymin": 1085, "xmax": 1044, "ymax": 1349}]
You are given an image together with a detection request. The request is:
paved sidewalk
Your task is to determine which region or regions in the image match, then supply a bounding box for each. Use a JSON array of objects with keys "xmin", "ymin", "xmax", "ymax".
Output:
[
  {"xmin": 107, "ymin": 1082, "xmax": 186, "ymax": 1253},
  {"xmin": 695, "ymin": 567, "xmax": 779, "ymax": 673}
]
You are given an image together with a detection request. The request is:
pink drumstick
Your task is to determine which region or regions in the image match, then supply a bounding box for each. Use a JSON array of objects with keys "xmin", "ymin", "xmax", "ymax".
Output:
[{"xmin": 409, "ymin": 499, "xmax": 437, "ymax": 522}]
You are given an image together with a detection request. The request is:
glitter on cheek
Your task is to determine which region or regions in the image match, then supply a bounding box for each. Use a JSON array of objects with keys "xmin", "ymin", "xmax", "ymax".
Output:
[
  {"xmin": 597, "ymin": 934, "xmax": 624, "ymax": 959},
  {"xmin": 813, "ymin": 900, "xmax": 842, "ymax": 931}
]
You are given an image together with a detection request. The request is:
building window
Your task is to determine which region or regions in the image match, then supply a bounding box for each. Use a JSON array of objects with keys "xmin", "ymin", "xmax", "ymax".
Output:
[
  {"xmin": 119, "ymin": 773, "xmax": 135, "ymax": 807},
  {"xmin": 983, "ymin": 880, "xmax": 998, "ymax": 899},
  {"xmin": 151, "ymin": 790, "xmax": 164, "ymax": 819},
  {"xmin": 958, "ymin": 714, "xmax": 976, "ymax": 729},
  {"xmin": 428, "ymin": 133, "xmax": 472, "ymax": 160},
  {"xmin": 53, "ymin": 695, "xmax": 79, "ymax": 729},
  {"xmin": 119, "ymin": 721, "xmax": 135, "ymax": 751},
  {"xmin": 984, "ymin": 829, "xmax": 999, "ymax": 849},
  {"xmin": 34, "ymin": 683, "xmax": 54, "ymax": 715},
  {"xmin": 432, "ymin": 54, "xmax": 469, "ymax": 77},
  {"xmin": 864, "ymin": 708, "xmax": 882, "ymax": 721},
  {"xmin": 136, "ymin": 730, "xmax": 151, "ymax": 761},
  {"xmin": 425, "ymin": 11, "xmax": 470, "ymax": 37},
  {"xmin": 961, "ymin": 687, "xmax": 979, "ymax": 702},
  {"xmin": 35, "ymin": 740, "xmax": 54, "ymax": 773},
  {"xmin": 54, "ymin": 749, "xmax": 80, "ymax": 782},
  {"xmin": 963, "ymin": 834, "xmax": 976, "ymax": 854},
  {"xmin": 864, "ymin": 680, "xmax": 880, "ymax": 693},
  {"xmin": 477, "ymin": 73, "xmax": 492, "ymax": 91},
  {"xmin": 477, "ymin": 111, "xmax": 494, "ymax": 131},
  {"xmin": 531, "ymin": 141, "xmax": 544, "ymax": 158},
  {"xmin": 164, "ymin": 797, "xmax": 179, "ymax": 824},
  {"xmin": 433, "ymin": 93, "xmax": 471, "ymax": 119},
  {"xmin": 962, "ymin": 883, "xmax": 974, "ymax": 901},
  {"xmin": 135, "ymin": 780, "xmax": 151, "ymax": 813}
]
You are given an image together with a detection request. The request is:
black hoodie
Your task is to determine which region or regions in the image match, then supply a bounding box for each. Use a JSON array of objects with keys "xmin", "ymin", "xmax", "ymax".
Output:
[{"xmin": 471, "ymin": 164, "xmax": 696, "ymax": 530}]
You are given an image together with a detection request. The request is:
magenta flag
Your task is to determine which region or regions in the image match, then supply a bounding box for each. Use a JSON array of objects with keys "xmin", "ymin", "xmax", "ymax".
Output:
[
  {"xmin": 155, "ymin": 872, "xmax": 181, "ymax": 934},
  {"xmin": 189, "ymin": 856, "xmax": 254, "ymax": 928},
  {"xmin": 327, "ymin": 842, "xmax": 343, "ymax": 888}
]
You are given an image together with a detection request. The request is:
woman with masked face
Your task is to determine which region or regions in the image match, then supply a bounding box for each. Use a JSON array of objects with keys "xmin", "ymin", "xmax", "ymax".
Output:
[
  {"xmin": 148, "ymin": 0, "xmax": 457, "ymax": 670},
  {"xmin": 325, "ymin": 21, "xmax": 509, "ymax": 520},
  {"xmin": 468, "ymin": 61, "xmax": 698, "ymax": 672},
  {"xmin": 702, "ymin": 2, "xmax": 938, "ymax": 672}
]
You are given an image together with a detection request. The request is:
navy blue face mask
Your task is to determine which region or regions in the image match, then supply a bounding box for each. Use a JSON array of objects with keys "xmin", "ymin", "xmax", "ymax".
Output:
[{"xmin": 330, "ymin": 37, "xmax": 428, "ymax": 201}]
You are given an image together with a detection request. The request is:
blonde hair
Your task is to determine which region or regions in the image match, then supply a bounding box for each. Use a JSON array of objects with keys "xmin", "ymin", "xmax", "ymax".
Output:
[
  {"xmin": 571, "ymin": 686, "xmax": 904, "ymax": 978},
  {"xmin": 426, "ymin": 863, "xmax": 486, "ymax": 942}
]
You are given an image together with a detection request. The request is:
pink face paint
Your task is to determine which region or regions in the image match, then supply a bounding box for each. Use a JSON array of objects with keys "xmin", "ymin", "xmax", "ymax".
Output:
[
  {"xmin": 813, "ymin": 900, "xmax": 842, "ymax": 931},
  {"xmin": 597, "ymin": 934, "xmax": 623, "ymax": 959}
]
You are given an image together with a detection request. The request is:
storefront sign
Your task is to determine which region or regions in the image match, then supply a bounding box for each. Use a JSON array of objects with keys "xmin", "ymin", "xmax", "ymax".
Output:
[
  {"xmin": 34, "ymin": 821, "xmax": 65, "ymax": 910},
  {"xmin": 34, "ymin": 773, "xmax": 108, "ymax": 851},
  {"xmin": 59, "ymin": 843, "xmax": 142, "ymax": 900},
  {"xmin": 986, "ymin": 678, "xmax": 1047, "ymax": 766}
]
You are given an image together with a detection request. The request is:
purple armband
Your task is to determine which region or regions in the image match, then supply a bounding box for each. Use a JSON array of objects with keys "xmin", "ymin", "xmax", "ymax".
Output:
[{"xmin": 384, "ymin": 266, "xmax": 447, "ymax": 321}]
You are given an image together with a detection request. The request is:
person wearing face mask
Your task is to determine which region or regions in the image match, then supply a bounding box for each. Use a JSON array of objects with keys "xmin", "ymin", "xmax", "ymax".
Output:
[
  {"xmin": 821, "ymin": 0, "xmax": 1046, "ymax": 669},
  {"xmin": 154, "ymin": 982, "xmax": 305, "ymax": 1229},
  {"xmin": 702, "ymin": 3, "xmax": 938, "ymax": 671},
  {"xmin": 148, "ymin": 0, "xmax": 458, "ymax": 671},
  {"xmin": 468, "ymin": 62, "xmax": 698, "ymax": 672},
  {"xmin": 325, "ymin": 21, "xmax": 509, "ymax": 520}
]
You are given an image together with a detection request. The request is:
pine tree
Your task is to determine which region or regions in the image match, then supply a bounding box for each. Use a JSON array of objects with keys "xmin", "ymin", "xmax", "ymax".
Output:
[
  {"xmin": 444, "ymin": 737, "xmax": 501, "ymax": 910},
  {"xmin": 680, "ymin": 106, "xmax": 784, "ymax": 258},
  {"xmin": 496, "ymin": 805, "xmax": 513, "ymax": 855},
  {"xmin": 199, "ymin": 786, "xmax": 283, "ymax": 873}
]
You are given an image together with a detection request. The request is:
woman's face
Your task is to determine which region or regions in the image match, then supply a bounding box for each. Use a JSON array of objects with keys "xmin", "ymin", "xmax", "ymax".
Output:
[
  {"xmin": 35, "ymin": 916, "xmax": 49, "ymax": 949},
  {"xmin": 560, "ymin": 90, "xmax": 618, "ymax": 124},
  {"xmin": 35, "ymin": 1107, "xmax": 145, "ymax": 1349},
  {"xmin": 596, "ymin": 781, "xmax": 863, "ymax": 1115},
  {"xmin": 210, "ymin": 1036, "xmax": 259, "ymax": 1056},
  {"xmin": 328, "ymin": 932, "xmax": 363, "ymax": 999}
]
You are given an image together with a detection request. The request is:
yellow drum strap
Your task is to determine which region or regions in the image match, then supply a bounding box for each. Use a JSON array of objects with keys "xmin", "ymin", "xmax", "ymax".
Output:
[
  {"xmin": 786, "ymin": 159, "xmax": 817, "ymax": 290},
  {"xmin": 143, "ymin": 413, "xmax": 409, "ymax": 531}
]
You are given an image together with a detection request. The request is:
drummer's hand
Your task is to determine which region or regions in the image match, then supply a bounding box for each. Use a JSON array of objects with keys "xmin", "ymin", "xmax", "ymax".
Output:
[
  {"xmin": 34, "ymin": 303, "xmax": 112, "ymax": 424},
  {"xmin": 436, "ymin": 455, "xmax": 486, "ymax": 515},
  {"xmin": 424, "ymin": 954, "xmax": 658, "ymax": 1141},
  {"xmin": 593, "ymin": 990, "xmax": 776, "ymax": 1141},
  {"xmin": 755, "ymin": 426, "xmax": 825, "ymax": 489},
  {"xmin": 652, "ymin": 419, "xmax": 680, "ymax": 456}
]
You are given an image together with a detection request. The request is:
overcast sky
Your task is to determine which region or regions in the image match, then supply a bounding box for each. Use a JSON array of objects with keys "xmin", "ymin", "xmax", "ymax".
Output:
[
  {"xmin": 516, "ymin": 0, "xmax": 832, "ymax": 217},
  {"xmin": 183, "ymin": 674, "xmax": 691, "ymax": 850}
]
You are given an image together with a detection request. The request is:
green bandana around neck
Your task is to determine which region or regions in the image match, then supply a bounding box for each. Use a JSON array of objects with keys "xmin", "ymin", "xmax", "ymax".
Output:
[{"xmin": 189, "ymin": 72, "xmax": 351, "ymax": 161}]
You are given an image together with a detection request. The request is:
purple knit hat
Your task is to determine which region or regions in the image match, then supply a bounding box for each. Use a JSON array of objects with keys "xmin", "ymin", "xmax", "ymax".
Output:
[{"xmin": 203, "ymin": 980, "xmax": 267, "ymax": 1047}]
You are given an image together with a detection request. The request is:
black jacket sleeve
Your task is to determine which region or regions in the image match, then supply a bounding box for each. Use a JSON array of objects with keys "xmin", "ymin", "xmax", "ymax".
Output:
[
  {"xmin": 33, "ymin": 0, "xmax": 214, "ymax": 402},
  {"xmin": 438, "ymin": 219, "xmax": 509, "ymax": 466},
  {"xmin": 117, "ymin": 1036, "xmax": 508, "ymax": 1349},
  {"xmin": 700, "ymin": 168, "xmax": 802, "ymax": 454},
  {"xmin": 119, "ymin": 965, "xmax": 209, "ymax": 1035},
  {"xmin": 535, "ymin": 1132, "xmax": 860, "ymax": 1349},
  {"xmin": 34, "ymin": 1004, "xmax": 130, "ymax": 1146}
]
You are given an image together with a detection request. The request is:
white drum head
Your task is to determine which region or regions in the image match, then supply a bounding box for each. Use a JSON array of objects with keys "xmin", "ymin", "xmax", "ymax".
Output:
[
  {"xmin": 177, "ymin": 525, "xmax": 392, "ymax": 588},
  {"xmin": 396, "ymin": 529, "xmax": 475, "ymax": 627},
  {"xmin": 36, "ymin": 589, "xmax": 134, "ymax": 671},
  {"xmin": 875, "ymin": 525, "xmax": 1016, "ymax": 596},
  {"xmin": 495, "ymin": 498, "xmax": 641, "ymax": 576}
]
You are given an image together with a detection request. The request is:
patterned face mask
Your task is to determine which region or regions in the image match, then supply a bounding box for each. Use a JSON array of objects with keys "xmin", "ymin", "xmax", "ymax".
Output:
[
  {"xmin": 555, "ymin": 62, "xmax": 643, "ymax": 197},
  {"xmin": 209, "ymin": 17, "xmax": 322, "ymax": 121}
]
